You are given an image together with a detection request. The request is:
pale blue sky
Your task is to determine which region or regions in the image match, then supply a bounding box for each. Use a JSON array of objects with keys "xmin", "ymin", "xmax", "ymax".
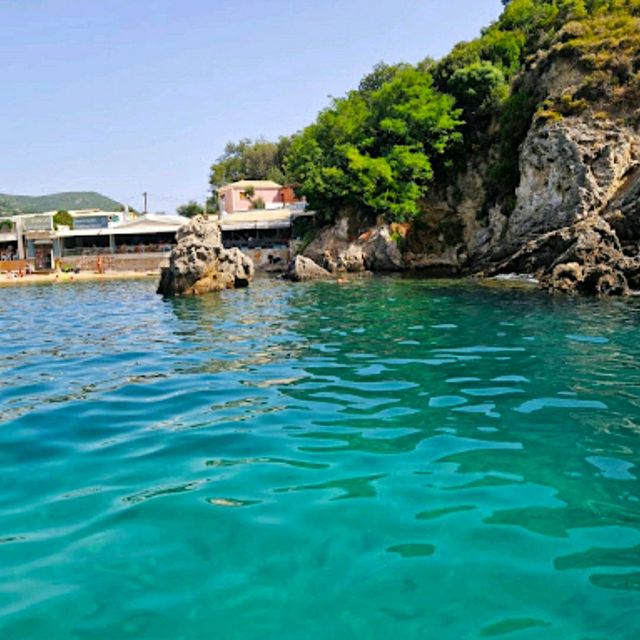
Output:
[{"xmin": 1, "ymin": 0, "xmax": 503, "ymax": 212}]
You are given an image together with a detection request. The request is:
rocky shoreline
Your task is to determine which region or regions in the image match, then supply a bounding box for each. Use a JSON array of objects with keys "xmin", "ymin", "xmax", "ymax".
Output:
[
  {"xmin": 157, "ymin": 111, "xmax": 640, "ymax": 297},
  {"xmin": 291, "ymin": 114, "xmax": 640, "ymax": 296}
]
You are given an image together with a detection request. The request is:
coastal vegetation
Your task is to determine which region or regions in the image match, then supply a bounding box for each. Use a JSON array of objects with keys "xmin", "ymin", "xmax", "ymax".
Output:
[
  {"xmin": 209, "ymin": 0, "xmax": 640, "ymax": 223},
  {"xmin": 209, "ymin": 138, "xmax": 291, "ymax": 187},
  {"xmin": 285, "ymin": 66, "xmax": 463, "ymax": 221}
]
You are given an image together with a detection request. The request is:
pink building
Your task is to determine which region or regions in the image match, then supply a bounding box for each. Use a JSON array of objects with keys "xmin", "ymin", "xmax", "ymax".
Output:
[{"xmin": 217, "ymin": 180, "xmax": 285, "ymax": 214}]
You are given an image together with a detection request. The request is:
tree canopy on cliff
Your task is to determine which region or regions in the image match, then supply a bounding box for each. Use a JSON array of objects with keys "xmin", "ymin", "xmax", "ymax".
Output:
[
  {"xmin": 285, "ymin": 67, "xmax": 463, "ymax": 221},
  {"xmin": 210, "ymin": 0, "xmax": 640, "ymax": 222}
]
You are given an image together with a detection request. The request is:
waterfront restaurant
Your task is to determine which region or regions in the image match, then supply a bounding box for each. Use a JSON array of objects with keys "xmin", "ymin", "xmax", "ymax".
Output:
[
  {"xmin": 219, "ymin": 206, "xmax": 311, "ymax": 248},
  {"xmin": 216, "ymin": 179, "xmax": 312, "ymax": 258},
  {"xmin": 216, "ymin": 204, "xmax": 314, "ymax": 268},
  {"xmin": 2, "ymin": 210, "xmax": 187, "ymax": 272},
  {"xmin": 2, "ymin": 200, "xmax": 315, "ymax": 272},
  {"xmin": 57, "ymin": 213, "xmax": 183, "ymax": 259}
]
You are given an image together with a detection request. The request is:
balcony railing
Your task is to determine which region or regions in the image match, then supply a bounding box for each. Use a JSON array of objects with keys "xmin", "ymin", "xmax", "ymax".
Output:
[{"xmin": 62, "ymin": 244, "xmax": 173, "ymax": 257}]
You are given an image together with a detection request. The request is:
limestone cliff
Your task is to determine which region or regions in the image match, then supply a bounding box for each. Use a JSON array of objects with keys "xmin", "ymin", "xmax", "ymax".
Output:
[
  {"xmin": 298, "ymin": 52, "xmax": 640, "ymax": 295},
  {"xmin": 479, "ymin": 115, "xmax": 640, "ymax": 294}
]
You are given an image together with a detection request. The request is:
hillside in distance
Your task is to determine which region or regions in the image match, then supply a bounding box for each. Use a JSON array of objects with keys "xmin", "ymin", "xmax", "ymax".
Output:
[{"xmin": 0, "ymin": 191, "xmax": 122, "ymax": 215}]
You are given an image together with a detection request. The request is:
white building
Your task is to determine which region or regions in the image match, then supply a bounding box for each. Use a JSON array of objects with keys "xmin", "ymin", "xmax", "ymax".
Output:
[{"xmin": 0, "ymin": 209, "xmax": 187, "ymax": 271}]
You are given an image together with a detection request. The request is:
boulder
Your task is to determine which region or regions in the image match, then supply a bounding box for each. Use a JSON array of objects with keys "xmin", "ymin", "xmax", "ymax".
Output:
[
  {"xmin": 288, "ymin": 255, "xmax": 333, "ymax": 282},
  {"xmin": 547, "ymin": 262, "xmax": 584, "ymax": 293},
  {"xmin": 303, "ymin": 215, "xmax": 355, "ymax": 267},
  {"xmin": 157, "ymin": 216, "xmax": 254, "ymax": 296},
  {"xmin": 302, "ymin": 215, "xmax": 404, "ymax": 274},
  {"xmin": 335, "ymin": 245, "xmax": 365, "ymax": 273}
]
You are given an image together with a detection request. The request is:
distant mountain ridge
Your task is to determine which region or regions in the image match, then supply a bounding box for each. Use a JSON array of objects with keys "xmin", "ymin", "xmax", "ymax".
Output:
[{"xmin": 0, "ymin": 191, "xmax": 122, "ymax": 215}]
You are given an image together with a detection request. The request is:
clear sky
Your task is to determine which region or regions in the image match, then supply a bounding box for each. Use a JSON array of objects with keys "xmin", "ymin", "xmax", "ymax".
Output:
[{"xmin": 1, "ymin": 0, "xmax": 504, "ymax": 213}]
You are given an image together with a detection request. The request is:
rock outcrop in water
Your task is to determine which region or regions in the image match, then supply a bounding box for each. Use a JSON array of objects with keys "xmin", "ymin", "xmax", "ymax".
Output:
[
  {"xmin": 157, "ymin": 216, "xmax": 254, "ymax": 296},
  {"xmin": 296, "ymin": 215, "xmax": 403, "ymax": 276},
  {"xmin": 484, "ymin": 216, "xmax": 640, "ymax": 296}
]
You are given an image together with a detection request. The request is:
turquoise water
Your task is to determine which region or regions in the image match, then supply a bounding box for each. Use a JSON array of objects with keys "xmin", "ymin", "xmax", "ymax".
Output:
[{"xmin": 1, "ymin": 278, "xmax": 639, "ymax": 639}]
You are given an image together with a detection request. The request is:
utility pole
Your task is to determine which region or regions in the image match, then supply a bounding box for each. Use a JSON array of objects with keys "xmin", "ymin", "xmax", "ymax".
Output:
[{"xmin": 143, "ymin": 192, "xmax": 148, "ymax": 215}]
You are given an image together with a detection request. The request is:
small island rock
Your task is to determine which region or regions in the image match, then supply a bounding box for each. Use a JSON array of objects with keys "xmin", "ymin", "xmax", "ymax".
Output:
[{"xmin": 157, "ymin": 216, "xmax": 254, "ymax": 296}]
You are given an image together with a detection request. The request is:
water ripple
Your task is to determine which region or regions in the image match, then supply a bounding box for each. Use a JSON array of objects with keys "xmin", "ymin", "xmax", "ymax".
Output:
[{"xmin": 1, "ymin": 278, "xmax": 639, "ymax": 639}]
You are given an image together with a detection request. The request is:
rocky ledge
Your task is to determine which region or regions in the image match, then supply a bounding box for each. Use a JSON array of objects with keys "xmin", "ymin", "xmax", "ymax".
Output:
[
  {"xmin": 483, "ymin": 216, "xmax": 640, "ymax": 295},
  {"xmin": 157, "ymin": 216, "xmax": 254, "ymax": 296}
]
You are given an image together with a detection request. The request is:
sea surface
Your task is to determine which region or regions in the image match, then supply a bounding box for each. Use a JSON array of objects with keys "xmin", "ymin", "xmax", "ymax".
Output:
[{"xmin": 1, "ymin": 277, "xmax": 639, "ymax": 639}]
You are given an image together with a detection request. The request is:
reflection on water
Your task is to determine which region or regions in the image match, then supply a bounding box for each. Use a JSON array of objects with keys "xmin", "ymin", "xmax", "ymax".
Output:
[{"xmin": 1, "ymin": 277, "xmax": 639, "ymax": 639}]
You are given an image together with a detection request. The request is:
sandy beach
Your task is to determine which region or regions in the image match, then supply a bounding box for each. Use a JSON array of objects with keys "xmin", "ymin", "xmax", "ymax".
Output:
[{"xmin": 0, "ymin": 270, "xmax": 159, "ymax": 287}]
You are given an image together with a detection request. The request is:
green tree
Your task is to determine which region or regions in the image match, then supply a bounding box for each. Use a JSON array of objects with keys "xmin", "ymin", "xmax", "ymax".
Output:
[
  {"xmin": 209, "ymin": 137, "xmax": 290, "ymax": 187},
  {"xmin": 286, "ymin": 66, "xmax": 462, "ymax": 221},
  {"xmin": 177, "ymin": 201, "xmax": 204, "ymax": 218},
  {"xmin": 53, "ymin": 210, "xmax": 73, "ymax": 229},
  {"xmin": 205, "ymin": 194, "xmax": 219, "ymax": 214},
  {"xmin": 448, "ymin": 62, "xmax": 509, "ymax": 126},
  {"xmin": 358, "ymin": 61, "xmax": 410, "ymax": 95},
  {"xmin": 251, "ymin": 196, "xmax": 266, "ymax": 210}
]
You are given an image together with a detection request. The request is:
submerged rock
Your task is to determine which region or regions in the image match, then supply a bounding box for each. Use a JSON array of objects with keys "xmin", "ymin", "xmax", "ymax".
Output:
[{"xmin": 157, "ymin": 216, "xmax": 254, "ymax": 296}]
